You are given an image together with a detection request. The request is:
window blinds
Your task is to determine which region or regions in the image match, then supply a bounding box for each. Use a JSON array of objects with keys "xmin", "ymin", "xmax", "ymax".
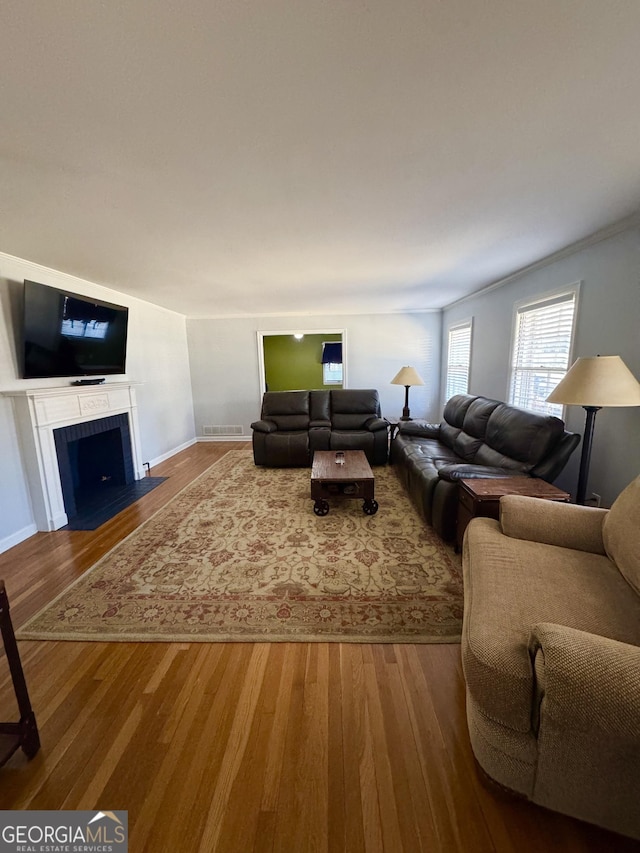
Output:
[
  {"xmin": 510, "ymin": 292, "xmax": 577, "ymax": 416},
  {"xmin": 445, "ymin": 322, "xmax": 472, "ymax": 401}
]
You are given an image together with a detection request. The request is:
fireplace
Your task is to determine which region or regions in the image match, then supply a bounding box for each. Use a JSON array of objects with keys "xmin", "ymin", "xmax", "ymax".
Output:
[
  {"xmin": 54, "ymin": 414, "xmax": 135, "ymax": 521},
  {"xmin": 2, "ymin": 383, "xmax": 146, "ymax": 531}
]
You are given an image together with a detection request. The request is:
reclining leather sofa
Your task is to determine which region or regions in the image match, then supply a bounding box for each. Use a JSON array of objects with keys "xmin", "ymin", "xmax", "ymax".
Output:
[
  {"xmin": 251, "ymin": 389, "xmax": 388, "ymax": 467},
  {"xmin": 462, "ymin": 475, "xmax": 640, "ymax": 839},
  {"xmin": 390, "ymin": 394, "xmax": 579, "ymax": 542}
]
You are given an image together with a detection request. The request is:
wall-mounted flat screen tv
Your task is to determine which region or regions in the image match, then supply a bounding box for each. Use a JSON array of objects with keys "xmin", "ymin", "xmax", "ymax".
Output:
[{"xmin": 22, "ymin": 280, "xmax": 129, "ymax": 379}]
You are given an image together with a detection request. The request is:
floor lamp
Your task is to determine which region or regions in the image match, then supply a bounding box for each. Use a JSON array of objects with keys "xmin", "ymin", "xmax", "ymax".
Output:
[
  {"xmin": 390, "ymin": 366, "xmax": 425, "ymax": 421},
  {"xmin": 546, "ymin": 355, "xmax": 640, "ymax": 504}
]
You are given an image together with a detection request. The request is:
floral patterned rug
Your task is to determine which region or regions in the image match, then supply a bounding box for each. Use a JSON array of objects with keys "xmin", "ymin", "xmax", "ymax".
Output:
[{"xmin": 18, "ymin": 450, "xmax": 463, "ymax": 643}]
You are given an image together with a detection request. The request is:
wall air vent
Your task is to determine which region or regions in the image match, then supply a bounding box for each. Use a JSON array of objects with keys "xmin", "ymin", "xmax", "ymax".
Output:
[{"xmin": 203, "ymin": 425, "xmax": 244, "ymax": 436}]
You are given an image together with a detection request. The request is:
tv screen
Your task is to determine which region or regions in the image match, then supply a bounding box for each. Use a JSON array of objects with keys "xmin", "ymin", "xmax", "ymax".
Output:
[{"xmin": 22, "ymin": 280, "xmax": 129, "ymax": 379}]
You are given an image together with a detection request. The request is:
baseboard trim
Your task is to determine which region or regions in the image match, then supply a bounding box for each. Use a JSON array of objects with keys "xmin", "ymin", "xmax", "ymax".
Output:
[
  {"xmin": 147, "ymin": 438, "xmax": 198, "ymax": 469},
  {"xmin": 0, "ymin": 523, "xmax": 38, "ymax": 555}
]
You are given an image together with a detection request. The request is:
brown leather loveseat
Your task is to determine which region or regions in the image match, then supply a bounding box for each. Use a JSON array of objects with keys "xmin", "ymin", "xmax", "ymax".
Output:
[
  {"xmin": 390, "ymin": 394, "xmax": 579, "ymax": 542},
  {"xmin": 251, "ymin": 389, "xmax": 388, "ymax": 467}
]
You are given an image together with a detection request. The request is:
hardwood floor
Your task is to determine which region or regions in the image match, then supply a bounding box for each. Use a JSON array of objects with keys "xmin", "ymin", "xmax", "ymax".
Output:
[{"xmin": 0, "ymin": 442, "xmax": 637, "ymax": 852}]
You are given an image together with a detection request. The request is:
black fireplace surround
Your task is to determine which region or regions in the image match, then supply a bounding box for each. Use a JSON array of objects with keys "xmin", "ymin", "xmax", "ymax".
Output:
[{"xmin": 53, "ymin": 414, "xmax": 135, "ymax": 521}]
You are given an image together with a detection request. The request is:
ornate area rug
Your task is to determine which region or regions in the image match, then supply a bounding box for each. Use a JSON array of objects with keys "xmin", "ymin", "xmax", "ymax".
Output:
[{"xmin": 18, "ymin": 450, "xmax": 463, "ymax": 643}]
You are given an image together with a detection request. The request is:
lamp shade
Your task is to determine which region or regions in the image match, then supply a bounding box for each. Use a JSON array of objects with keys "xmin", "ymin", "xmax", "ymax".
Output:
[
  {"xmin": 546, "ymin": 356, "xmax": 640, "ymax": 407},
  {"xmin": 391, "ymin": 366, "xmax": 425, "ymax": 387}
]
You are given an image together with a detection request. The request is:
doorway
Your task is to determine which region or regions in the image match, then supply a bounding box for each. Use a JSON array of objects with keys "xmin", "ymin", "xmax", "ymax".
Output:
[{"xmin": 257, "ymin": 330, "xmax": 346, "ymax": 394}]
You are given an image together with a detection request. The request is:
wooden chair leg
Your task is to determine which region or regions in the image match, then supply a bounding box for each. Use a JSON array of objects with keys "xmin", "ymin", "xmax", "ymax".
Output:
[{"xmin": 0, "ymin": 580, "xmax": 41, "ymax": 764}]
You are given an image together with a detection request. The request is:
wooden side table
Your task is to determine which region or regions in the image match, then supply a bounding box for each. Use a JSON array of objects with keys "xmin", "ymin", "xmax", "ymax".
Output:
[{"xmin": 456, "ymin": 477, "xmax": 571, "ymax": 551}]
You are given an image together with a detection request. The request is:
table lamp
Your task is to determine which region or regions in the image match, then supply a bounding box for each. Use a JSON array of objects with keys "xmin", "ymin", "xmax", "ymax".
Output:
[{"xmin": 391, "ymin": 366, "xmax": 425, "ymax": 421}]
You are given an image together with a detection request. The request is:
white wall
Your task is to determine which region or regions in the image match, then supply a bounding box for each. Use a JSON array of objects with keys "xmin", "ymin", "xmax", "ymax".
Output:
[
  {"xmin": 0, "ymin": 253, "xmax": 196, "ymax": 551},
  {"xmin": 442, "ymin": 227, "xmax": 640, "ymax": 506},
  {"xmin": 187, "ymin": 311, "xmax": 442, "ymax": 437}
]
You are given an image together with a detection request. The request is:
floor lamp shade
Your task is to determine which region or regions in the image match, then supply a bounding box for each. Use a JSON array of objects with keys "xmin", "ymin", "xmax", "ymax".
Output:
[
  {"xmin": 546, "ymin": 355, "xmax": 640, "ymax": 504},
  {"xmin": 391, "ymin": 366, "xmax": 425, "ymax": 421}
]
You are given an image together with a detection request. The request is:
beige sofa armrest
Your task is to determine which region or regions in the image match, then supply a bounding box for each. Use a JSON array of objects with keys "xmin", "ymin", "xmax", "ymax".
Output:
[
  {"xmin": 500, "ymin": 495, "xmax": 607, "ymax": 554},
  {"xmin": 529, "ymin": 623, "xmax": 640, "ymax": 741}
]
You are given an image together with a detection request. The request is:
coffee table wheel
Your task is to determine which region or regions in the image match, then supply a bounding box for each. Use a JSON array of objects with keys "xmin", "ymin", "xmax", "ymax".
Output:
[
  {"xmin": 363, "ymin": 499, "xmax": 378, "ymax": 515},
  {"xmin": 314, "ymin": 499, "xmax": 330, "ymax": 516}
]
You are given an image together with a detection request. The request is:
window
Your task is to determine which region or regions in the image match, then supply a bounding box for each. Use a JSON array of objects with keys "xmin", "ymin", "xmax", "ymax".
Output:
[
  {"xmin": 323, "ymin": 362, "xmax": 343, "ymax": 384},
  {"xmin": 509, "ymin": 287, "xmax": 579, "ymax": 416},
  {"xmin": 445, "ymin": 320, "xmax": 472, "ymax": 401},
  {"xmin": 322, "ymin": 341, "xmax": 343, "ymax": 385}
]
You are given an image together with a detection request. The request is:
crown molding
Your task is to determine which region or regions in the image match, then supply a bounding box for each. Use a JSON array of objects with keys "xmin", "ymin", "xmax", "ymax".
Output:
[
  {"xmin": 443, "ymin": 212, "xmax": 640, "ymax": 311},
  {"xmin": 185, "ymin": 307, "xmax": 442, "ymax": 321}
]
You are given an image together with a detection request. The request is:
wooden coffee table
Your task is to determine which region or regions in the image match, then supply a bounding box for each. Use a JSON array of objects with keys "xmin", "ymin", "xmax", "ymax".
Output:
[
  {"xmin": 456, "ymin": 476, "xmax": 571, "ymax": 550},
  {"xmin": 311, "ymin": 450, "xmax": 378, "ymax": 516}
]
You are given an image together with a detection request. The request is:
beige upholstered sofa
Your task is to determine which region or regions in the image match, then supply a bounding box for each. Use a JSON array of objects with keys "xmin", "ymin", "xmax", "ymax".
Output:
[{"xmin": 462, "ymin": 475, "xmax": 640, "ymax": 840}]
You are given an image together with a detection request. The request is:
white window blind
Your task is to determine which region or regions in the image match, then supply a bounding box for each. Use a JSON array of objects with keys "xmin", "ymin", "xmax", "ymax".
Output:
[
  {"xmin": 445, "ymin": 321, "xmax": 472, "ymax": 401},
  {"xmin": 509, "ymin": 291, "xmax": 577, "ymax": 416},
  {"xmin": 323, "ymin": 362, "xmax": 343, "ymax": 384}
]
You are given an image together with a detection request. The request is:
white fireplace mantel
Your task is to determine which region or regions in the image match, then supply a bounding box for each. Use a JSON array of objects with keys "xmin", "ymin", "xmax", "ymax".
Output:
[{"xmin": 3, "ymin": 383, "xmax": 145, "ymax": 531}]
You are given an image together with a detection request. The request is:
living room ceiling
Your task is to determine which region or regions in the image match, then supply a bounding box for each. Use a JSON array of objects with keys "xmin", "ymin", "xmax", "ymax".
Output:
[{"xmin": 1, "ymin": 1, "xmax": 640, "ymax": 318}]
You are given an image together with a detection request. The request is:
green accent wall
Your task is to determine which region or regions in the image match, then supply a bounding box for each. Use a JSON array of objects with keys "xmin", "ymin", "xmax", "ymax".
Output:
[{"xmin": 263, "ymin": 333, "xmax": 342, "ymax": 391}]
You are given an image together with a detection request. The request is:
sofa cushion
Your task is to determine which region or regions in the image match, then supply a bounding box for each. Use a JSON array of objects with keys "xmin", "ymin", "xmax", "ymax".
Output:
[
  {"xmin": 443, "ymin": 394, "xmax": 476, "ymax": 428},
  {"xmin": 473, "ymin": 443, "xmax": 528, "ymax": 471},
  {"xmin": 262, "ymin": 390, "xmax": 309, "ymax": 417},
  {"xmin": 331, "ymin": 413, "xmax": 371, "ymax": 430},
  {"xmin": 263, "ymin": 431, "xmax": 309, "ymax": 466},
  {"xmin": 462, "ymin": 518, "xmax": 640, "ymax": 733},
  {"xmin": 267, "ymin": 414, "xmax": 310, "ymax": 430},
  {"xmin": 309, "ymin": 390, "xmax": 331, "ymax": 422},
  {"xmin": 440, "ymin": 396, "xmax": 501, "ymax": 457},
  {"xmin": 330, "ymin": 389, "xmax": 380, "ymax": 414},
  {"xmin": 480, "ymin": 404, "xmax": 565, "ymax": 469},
  {"xmin": 261, "ymin": 390, "xmax": 310, "ymax": 430},
  {"xmin": 439, "ymin": 423, "xmax": 460, "ymax": 450},
  {"xmin": 439, "ymin": 394, "xmax": 478, "ymax": 450},
  {"xmin": 330, "ymin": 431, "xmax": 374, "ymax": 452},
  {"xmin": 393, "ymin": 435, "xmax": 459, "ymax": 462},
  {"xmin": 603, "ymin": 475, "xmax": 640, "ymax": 595},
  {"xmin": 330, "ymin": 389, "xmax": 381, "ymax": 430},
  {"xmin": 453, "ymin": 432, "xmax": 485, "ymax": 461},
  {"xmin": 461, "ymin": 397, "xmax": 502, "ymax": 438},
  {"xmin": 397, "ymin": 421, "xmax": 440, "ymax": 438}
]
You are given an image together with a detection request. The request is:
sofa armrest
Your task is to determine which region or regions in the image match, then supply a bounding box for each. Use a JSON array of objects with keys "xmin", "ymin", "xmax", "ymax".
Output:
[
  {"xmin": 437, "ymin": 463, "xmax": 520, "ymax": 481},
  {"xmin": 397, "ymin": 420, "xmax": 440, "ymax": 437},
  {"xmin": 364, "ymin": 417, "xmax": 389, "ymax": 432},
  {"xmin": 500, "ymin": 495, "xmax": 607, "ymax": 554},
  {"xmin": 309, "ymin": 420, "xmax": 331, "ymax": 428},
  {"xmin": 529, "ymin": 623, "xmax": 640, "ymax": 741},
  {"xmin": 250, "ymin": 419, "xmax": 277, "ymax": 434}
]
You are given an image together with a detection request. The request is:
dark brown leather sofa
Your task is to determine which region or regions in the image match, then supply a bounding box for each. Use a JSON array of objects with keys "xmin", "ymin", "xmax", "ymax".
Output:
[
  {"xmin": 251, "ymin": 389, "xmax": 389, "ymax": 467},
  {"xmin": 390, "ymin": 394, "xmax": 580, "ymax": 542}
]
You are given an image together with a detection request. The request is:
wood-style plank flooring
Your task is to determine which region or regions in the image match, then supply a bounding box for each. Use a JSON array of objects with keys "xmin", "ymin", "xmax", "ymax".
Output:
[{"xmin": 0, "ymin": 442, "xmax": 638, "ymax": 852}]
